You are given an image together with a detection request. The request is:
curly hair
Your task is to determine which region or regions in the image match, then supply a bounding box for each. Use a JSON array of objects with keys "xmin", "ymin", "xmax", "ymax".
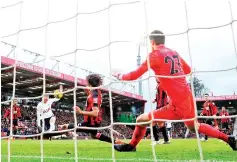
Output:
[{"xmin": 86, "ymin": 74, "xmax": 103, "ymax": 87}]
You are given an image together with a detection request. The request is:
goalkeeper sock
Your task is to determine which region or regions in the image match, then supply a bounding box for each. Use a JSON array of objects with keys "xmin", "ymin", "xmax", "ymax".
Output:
[
  {"xmin": 199, "ymin": 123, "xmax": 228, "ymax": 142},
  {"xmin": 96, "ymin": 133, "xmax": 112, "ymax": 143},
  {"xmin": 129, "ymin": 125, "xmax": 146, "ymax": 147}
]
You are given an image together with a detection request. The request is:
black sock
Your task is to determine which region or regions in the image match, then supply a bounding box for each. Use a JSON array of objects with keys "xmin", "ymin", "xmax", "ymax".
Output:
[
  {"xmin": 153, "ymin": 125, "xmax": 159, "ymax": 141},
  {"xmin": 205, "ymin": 135, "xmax": 208, "ymax": 140},
  {"xmin": 160, "ymin": 126, "xmax": 169, "ymax": 142},
  {"xmin": 7, "ymin": 130, "xmax": 10, "ymax": 136},
  {"xmin": 13, "ymin": 129, "xmax": 17, "ymax": 135},
  {"xmin": 97, "ymin": 133, "xmax": 112, "ymax": 143}
]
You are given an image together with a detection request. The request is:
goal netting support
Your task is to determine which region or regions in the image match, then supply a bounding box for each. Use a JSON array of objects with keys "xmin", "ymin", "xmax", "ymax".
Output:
[{"xmin": 1, "ymin": 0, "xmax": 237, "ymax": 162}]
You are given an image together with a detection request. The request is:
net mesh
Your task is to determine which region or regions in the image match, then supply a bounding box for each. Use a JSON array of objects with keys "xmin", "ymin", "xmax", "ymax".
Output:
[{"xmin": 1, "ymin": 0, "xmax": 237, "ymax": 162}]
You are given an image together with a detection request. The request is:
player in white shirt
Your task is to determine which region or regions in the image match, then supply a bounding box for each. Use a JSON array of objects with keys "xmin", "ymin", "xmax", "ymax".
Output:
[{"xmin": 37, "ymin": 86, "xmax": 63, "ymax": 132}]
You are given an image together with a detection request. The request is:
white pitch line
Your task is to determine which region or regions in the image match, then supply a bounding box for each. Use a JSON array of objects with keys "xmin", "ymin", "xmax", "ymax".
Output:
[{"xmin": 1, "ymin": 155, "xmax": 235, "ymax": 162}]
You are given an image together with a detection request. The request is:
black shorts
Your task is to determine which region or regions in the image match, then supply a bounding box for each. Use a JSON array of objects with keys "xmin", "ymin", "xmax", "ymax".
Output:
[
  {"xmin": 40, "ymin": 117, "xmax": 51, "ymax": 131},
  {"xmin": 13, "ymin": 119, "xmax": 18, "ymax": 127},
  {"xmin": 222, "ymin": 122, "xmax": 229, "ymax": 129},
  {"xmin": 68, "ymin": 122, "xmax": 100, "ymax": 136},
  {"xmin": 206, "ymin": 119, "xmax": 213, "ymax": 126}
]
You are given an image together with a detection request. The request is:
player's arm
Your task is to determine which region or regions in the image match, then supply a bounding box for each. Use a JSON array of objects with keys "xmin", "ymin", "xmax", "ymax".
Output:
[
  {"xmin": 75, "ymin": 106, "xmax": 99, "ymax": 117},
  {"xmin": 17, "ymin": 107, "xmax": 21, "ymax": 118},
  {"xmin": 210, "ymin": 102, "xmax": 218, "ymax": 116},
  {"xmin": 48, "ymin": 98, "xmax": 60, "ymax": 104},
  {"xmin": 115, "ymin": 53, "xmax": 155, "ymax": 81},
  {"xmin": 180, "ymin": 57, "xmax": 191, "ymax": 74},
  {"xmin": 210, "ymin": 102, "xmax": 218, "ymax": 127},
  {"xmin": 75, "ymin": 92, "xmax": 100, "ymax": 117},
  {"xmin": 3, "ymin": 109, "xmax": 10, "ymax": 119},
  {"xmin": 119, "ymin": 60, "xmax": 148, "ymax": 80},
  {"xmin": 200, "ymin": 108, "xmax": 206, "ymax": 116}
]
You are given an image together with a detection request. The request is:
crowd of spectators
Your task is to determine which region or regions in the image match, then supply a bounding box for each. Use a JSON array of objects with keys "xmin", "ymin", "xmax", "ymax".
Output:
[{"xmin": 1, "ymin": 96, "xmax": 236, "ymax": 139}]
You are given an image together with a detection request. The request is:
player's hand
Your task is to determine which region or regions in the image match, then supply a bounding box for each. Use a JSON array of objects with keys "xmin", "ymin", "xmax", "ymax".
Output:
[
  {"xmin": 112, "ymin": 72, "xmax": 122, "ymax": 80},
  {"xmin": 74, "ymin": 106, "xmax": 83, "ymax": 114}
]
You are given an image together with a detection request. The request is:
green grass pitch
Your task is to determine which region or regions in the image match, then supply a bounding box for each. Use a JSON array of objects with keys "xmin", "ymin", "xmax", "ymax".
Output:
[{"xmin": 1, "ymin": 139, "xmax": 237, "ymax": 162}]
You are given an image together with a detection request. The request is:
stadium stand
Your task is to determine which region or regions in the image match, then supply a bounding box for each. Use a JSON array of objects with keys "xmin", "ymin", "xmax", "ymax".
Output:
[{"xmin": 1, "ymin": 56, "xmax": 237, "ymax": 140}]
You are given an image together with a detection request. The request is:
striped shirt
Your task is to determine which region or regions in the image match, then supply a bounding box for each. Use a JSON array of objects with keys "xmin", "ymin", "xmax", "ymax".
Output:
[
  {"xmin": 155, "ymin": 83, "xmax": 168, "ymax": 109},
  {"xmin": 201, "ymin": 101, "xmax": 217, "ymax": 116}
]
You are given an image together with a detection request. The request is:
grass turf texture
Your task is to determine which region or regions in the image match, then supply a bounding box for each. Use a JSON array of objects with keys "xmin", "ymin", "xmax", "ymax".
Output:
[{"xmin": 1, "ymin": 139, "xmax": 237, "ymax": 162}]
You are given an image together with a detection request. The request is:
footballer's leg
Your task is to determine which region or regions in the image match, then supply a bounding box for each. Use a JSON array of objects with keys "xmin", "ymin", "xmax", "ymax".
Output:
[
  {"xmin": 45, "ymin": 117, "xmax": 51, "ymax": 132},
  {"xmin": 49, "ymin": 116, "xmax": 56, "ymax": 132},
  {"xmin": 158, "ymin": 122, "xmax": 169, "ymax": 144},
  {"xmin": 145, "ymin": 127, "xmax": 150, "ymax": 139},
  {"xmin": 185, "ymin": 120, "xmax": 237, "ymax": 150},
  {"xmin": 182, "ymin": 97, "xmax": 237, "ymax": 150},
  {"xmin": 88, "ymin": 124, "xmax": 113, "ymax": 143},
  {"xmin": 13, "ymin": 119, "xmax": 18, "ymax": 135},
  {"xmin": 62, "ymin": 123, "xmax": 123, "ymax": 144},
  {"xmin": 114, "ymin": 113, "xmax": 148, "ymax": 152},
  {"xmin": 88, "ymin": 124, "xmax": 123, "ymax": 144},
  {"xmin": 114, "ymin": 104, "xmax": 178, "ymax": 152},
  {"xmin": 151, "ymin": 125, "xmax": 160, "ymax": 145},
  {"xmin": 203, "ymin": 119, "xmax": 213, "ymax": 141},
  {"xmin": 185, "ymin": 128, "xmax": 190, "ymax": 138},
  {"xmin": 168, "ymin": 127, "xmax": 172, "ymax": 139},
  {"xmin": 90, "ymin": 129, "xmax": 114, "ymax": 144}
]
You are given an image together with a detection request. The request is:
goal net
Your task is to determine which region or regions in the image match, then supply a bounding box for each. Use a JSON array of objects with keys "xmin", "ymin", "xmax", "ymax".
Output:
[{"xmin": 1, "ymin": 0, "xmax": 237, "ymax": 162}]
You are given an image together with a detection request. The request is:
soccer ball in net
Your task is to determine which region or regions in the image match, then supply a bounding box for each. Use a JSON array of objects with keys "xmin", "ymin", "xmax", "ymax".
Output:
[{"xmin": 54, "ymin": 90, "xmax": 63, "ymax": 99}]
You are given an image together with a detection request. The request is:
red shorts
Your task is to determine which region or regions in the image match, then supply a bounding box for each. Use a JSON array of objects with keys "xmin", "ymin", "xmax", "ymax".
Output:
[{"xmin": 148, "ymin": 95, "xmax": 195, "ymax": 126}]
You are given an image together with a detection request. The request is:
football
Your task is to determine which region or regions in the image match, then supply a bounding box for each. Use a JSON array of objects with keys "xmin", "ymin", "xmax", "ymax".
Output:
[{"xmin": 54, "ymin": 89, "xmax": 63, "ymax": 99}]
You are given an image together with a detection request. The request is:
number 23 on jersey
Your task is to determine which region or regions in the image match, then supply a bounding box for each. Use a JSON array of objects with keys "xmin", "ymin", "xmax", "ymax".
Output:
[{"xmin": 164, "ymin": 55, "xmax": 181, "ymax": 75}]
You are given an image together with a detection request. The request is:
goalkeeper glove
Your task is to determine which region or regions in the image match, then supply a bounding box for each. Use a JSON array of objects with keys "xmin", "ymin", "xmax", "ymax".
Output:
[{"xmin": 112, "ymin": 73, "xmax": 123, "ymax": 80}]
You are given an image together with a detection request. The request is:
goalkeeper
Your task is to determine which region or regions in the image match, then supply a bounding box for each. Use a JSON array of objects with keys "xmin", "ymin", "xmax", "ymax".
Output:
[{"xmin": 37, "ymin": 85, "xmax": 63, "ymax": 132}]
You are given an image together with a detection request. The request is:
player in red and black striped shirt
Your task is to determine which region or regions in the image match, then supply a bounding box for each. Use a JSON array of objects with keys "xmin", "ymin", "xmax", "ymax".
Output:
[
  {"xmin": 4, "ymin": 99, "xmax": 21, "ymax": 135},
  {"xmin": 154, "ymin": 79, "xmax": 168, "ymax": 109},
  {"xmin": 150, "ymin": 78, "xmax": 169, "ymax": 144},
  {"xmin": 200, "ymin": 94, "xmax": 218, "ymax": 141},
  {"xmin": 60, "ymin": 74, "xmax": 122, "ymax": 144},
  {"xmin": 220, "ymin": 106, "xmax": 230, "ymax": 131}
]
